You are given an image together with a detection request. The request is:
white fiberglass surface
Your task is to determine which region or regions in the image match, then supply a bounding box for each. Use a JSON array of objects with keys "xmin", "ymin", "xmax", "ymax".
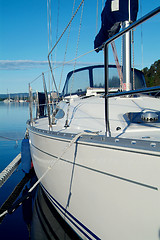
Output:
[{"xmin": 33, "ymin": 94, "xmax": 160, "ymax": 141}]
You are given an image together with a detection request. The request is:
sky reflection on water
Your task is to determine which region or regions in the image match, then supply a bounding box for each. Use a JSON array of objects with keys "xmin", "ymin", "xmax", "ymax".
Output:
[{"xmin": 0, "ymin": 102, "xmax": 30, "ymax": 239}]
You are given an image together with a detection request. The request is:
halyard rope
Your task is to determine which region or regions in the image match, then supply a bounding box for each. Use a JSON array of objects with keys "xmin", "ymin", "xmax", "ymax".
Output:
[
  {"xmin": 65, "ymin": 0, "xmax": 85, "ymax": 127},
  {"xmin": 58, "ymin": 0, "xmax": 76, "ymax": 93},
  {"xmin": 48, "ymin": 0, "xmax": 85, "ymax": 58},
  {"xmin": 48, "ymin": 0, "xmax": 85, "ymax": 95}
]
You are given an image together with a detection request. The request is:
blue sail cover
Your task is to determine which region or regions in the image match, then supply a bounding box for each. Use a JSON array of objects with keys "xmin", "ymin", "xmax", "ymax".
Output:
[{"xmin": 94, "ymin": 0, "xmax": 138, "ymax": 51}]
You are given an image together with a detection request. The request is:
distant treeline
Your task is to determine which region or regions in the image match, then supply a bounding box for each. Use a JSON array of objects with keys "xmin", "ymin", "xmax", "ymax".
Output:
[
  {"xmin": 0, "ymin": 93, "xmax": 29, "ymax": 101},
  {"xmin": 143, "ymin": 59, "xmax": 160, "ymax": 87},
  {"xmin": 0, "ymin": 60, "xmax": 160, "ymax": 101}
]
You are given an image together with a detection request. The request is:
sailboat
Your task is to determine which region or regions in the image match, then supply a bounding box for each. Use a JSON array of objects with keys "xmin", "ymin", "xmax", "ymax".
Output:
[
  {"xmin": 3, "ymin": 90, "xmax": 13, "ymax": 103},
  {"xmin": 27, "ymin": 1, "xmax": 160, "ymax": 239}
]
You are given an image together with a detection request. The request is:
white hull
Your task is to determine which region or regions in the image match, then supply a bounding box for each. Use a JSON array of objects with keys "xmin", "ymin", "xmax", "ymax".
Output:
[
  {"xmin": 29, "ymin": 125, "xmax": 160, "ymax": 240},
  {"xmin": 26, "ymin": 4, "xmax": 160, "ymax": 239}
]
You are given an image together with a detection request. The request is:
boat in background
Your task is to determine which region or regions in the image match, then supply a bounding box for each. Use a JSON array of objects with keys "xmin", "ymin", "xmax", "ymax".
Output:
[
  {"xmin": 27, "ymin": 1, "xmax": 160, "ymax": 239},
  {"xmin": 3, "ymin": 92, "xmax": 13, "ymax": 103},
  {"xmin": 3, "ymin": 99, "xmax": 13, "ymax": 103}
]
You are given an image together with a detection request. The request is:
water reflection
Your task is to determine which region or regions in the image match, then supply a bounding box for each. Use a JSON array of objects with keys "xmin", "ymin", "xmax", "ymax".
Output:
[
  {"xmin": 23, "ymin": 186, "xmax": 81, "ymax": 240},
  {"xmin": 0, "ymin": 101, "xmax": 30, "ymax": 141}
]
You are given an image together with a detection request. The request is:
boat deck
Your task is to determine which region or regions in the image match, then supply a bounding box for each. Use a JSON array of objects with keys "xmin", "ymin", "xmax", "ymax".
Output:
[{"xmin": 32, "ymin": 95, "xmax": 160, "ymax": 142}]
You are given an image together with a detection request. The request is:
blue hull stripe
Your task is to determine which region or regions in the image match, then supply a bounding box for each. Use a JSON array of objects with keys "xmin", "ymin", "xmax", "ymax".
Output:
[{"xmin": 41, "ymin": 185, "xmax": 101, "ymax": 240}]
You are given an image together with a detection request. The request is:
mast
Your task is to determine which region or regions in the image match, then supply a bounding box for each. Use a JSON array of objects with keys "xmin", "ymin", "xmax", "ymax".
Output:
[{"xmin": 123, "ymin": 0, "xmax": 132, "ymax": 91}]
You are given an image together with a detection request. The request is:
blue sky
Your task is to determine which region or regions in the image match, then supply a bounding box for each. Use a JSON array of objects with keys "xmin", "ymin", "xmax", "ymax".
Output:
[{"xmin": 0, "ymin": 0, "xmax": 160, "ymax": 94}]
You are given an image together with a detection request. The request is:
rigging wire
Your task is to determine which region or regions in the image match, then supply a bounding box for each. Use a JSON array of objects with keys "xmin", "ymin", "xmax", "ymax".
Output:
[
  {"xmin": 49, "ymin": 0, "xmax": 53, "ymax": 69},
  {"xmin": 70, "ymin": 1, "xmax": 85, "ymax": 95},
  {"xmin": 47, "ymin": 0, "xmax": 50, "ymax": 93},
  {"xmin": 96, "ymin": 0, "xmax": 105, "ymax": 34},
  {"xmin": 96, "ymin": 0, "xmax": 99, "ymax": 34},
  {"xmin": 0, "ymin": 135, "xmax": 22, "ymax": 142},
  {"xmin": 47, "ymin": 0, "xmax": 53, "ymax": 94},
  {"xmin": 132, "ymin": 29, "xmax": 135, "ymax": 90},
  {"xmin": 140, "ymin": 0, "xmax": 144, "ymax": 71},
  {"xmin": 48, "ymin": 0, "xmax": 85, "ymax": 57},
  {"xmin": 53, "ymin": 0, "xmax": 60, "ymax": 90},
  {"xmin": 58, "ymin": 0, "xmax": 76, "ymax": 93},
  {"xmin": 47, "ymin": 0, "xmax": 85, "ymax": 96},
  {"xmin": 102, "ymin": 0, "xmax": 104, "ymax": 10},
  {"xmin": 29, "ymin": 46, "xmax": 98, "ymax": 86},
  {"xmin": 65, "ymin": 1, "xmax": 85, "ymax": 127},
  {"xmin": 121, "ymin": 27, "xmax": 123, "ymax": 77},
  {"xmin": 0, "ymin": 135, "xmax": 22, "ymax": 148},
  {"xmin": 111, "ymin": 41, "xmax": 123, "ymax": 90},
  {"xmin": 50, "ymin": 0, "xmax": 60, "ymax": 125},
  {"xmin": 29, "ymin": 73, "xmax": 42, "ymax": 84}
]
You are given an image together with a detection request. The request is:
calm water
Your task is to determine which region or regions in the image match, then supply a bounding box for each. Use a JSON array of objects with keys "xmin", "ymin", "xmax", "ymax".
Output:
[
  {"xmin": 0, "ymin": 102, "xmax": 30, "ymax": 239},
  {"xmin": 0, "ymin": 102, "xmax": 79, "ymax": 240}
]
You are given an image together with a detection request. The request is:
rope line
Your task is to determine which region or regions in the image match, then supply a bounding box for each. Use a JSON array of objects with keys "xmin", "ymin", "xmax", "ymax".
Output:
[
  {"xmin": 30, "ymin": 73, "xmax": 42, "ymax": 84},
  {"xmin": 47, "ymin": 0, "xmax": 85, "ymax": 95},
  {"xmin": 58, "ymin": 0, "xmax": 76, "ymax": 93},
  {"xmin": 140, "ymin": 0, "xmax": 143, "ymax": 70},
  {"xmin": 96, "ymin": 0, "xmax": 99, "ymax": 34},
  {"xmin": 0, "ymin": 130, "xmax": 99, "ymax": 219},
  {"xmin": 29, "ymin": 47, "xmax": 99, "ymax": 86},
  {"xmin": 65, "ymin": 1, "xmax": 85, "ymax": 127},
  {"xmin": 48, "ymin": 0, "xmax": 85, "ymax": 58},
  {"xmin": 0, "ymin": 135, "xmax": 22, "ymax": 142},
  {"xmin": 132, "ymin": 29, "xmax": 135, "ymax": 90},
  {"xmin": 29, "ymin": 130, "xmax": 99, "ymax": 194},
  {"xmin": 47, "ymin": 0, "xmax": 53, "ymax": 93},
  {"xmin": 0, "ymin": 169, "xmax": 34, "ymax": 221},
  {"xmin": 53, "ymin": 0, "xmax": 60, "ymax": 90}
]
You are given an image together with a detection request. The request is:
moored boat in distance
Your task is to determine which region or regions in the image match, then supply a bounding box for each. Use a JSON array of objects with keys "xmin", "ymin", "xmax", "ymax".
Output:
[
  {"xmin": 3, "ymin": 98, "xmax": 13, "ymax": 103},
  {"xmin": 27, "ymin": 1, "xmax": 160, "ymax": 240}
]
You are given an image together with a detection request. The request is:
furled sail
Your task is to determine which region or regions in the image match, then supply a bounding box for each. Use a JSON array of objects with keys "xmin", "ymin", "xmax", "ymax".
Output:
[{"xmin": 94, "ymin": 0, "xmax": 138, "ymax": 51}]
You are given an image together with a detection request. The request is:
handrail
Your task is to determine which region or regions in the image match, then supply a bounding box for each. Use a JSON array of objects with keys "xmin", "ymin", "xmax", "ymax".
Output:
[
  {"xmin": 104, "ymin": 7, "xmax": 160, "ymax": 135},
  {"xmin": 107, "ymin": 86, "xmax": 160, "ymax": 99}
]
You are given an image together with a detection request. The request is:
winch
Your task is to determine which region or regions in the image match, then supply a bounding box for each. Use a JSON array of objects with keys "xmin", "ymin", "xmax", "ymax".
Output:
[{"xmin": 141, "ymin": 111, "xmax": 158, "ymax": 122}]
